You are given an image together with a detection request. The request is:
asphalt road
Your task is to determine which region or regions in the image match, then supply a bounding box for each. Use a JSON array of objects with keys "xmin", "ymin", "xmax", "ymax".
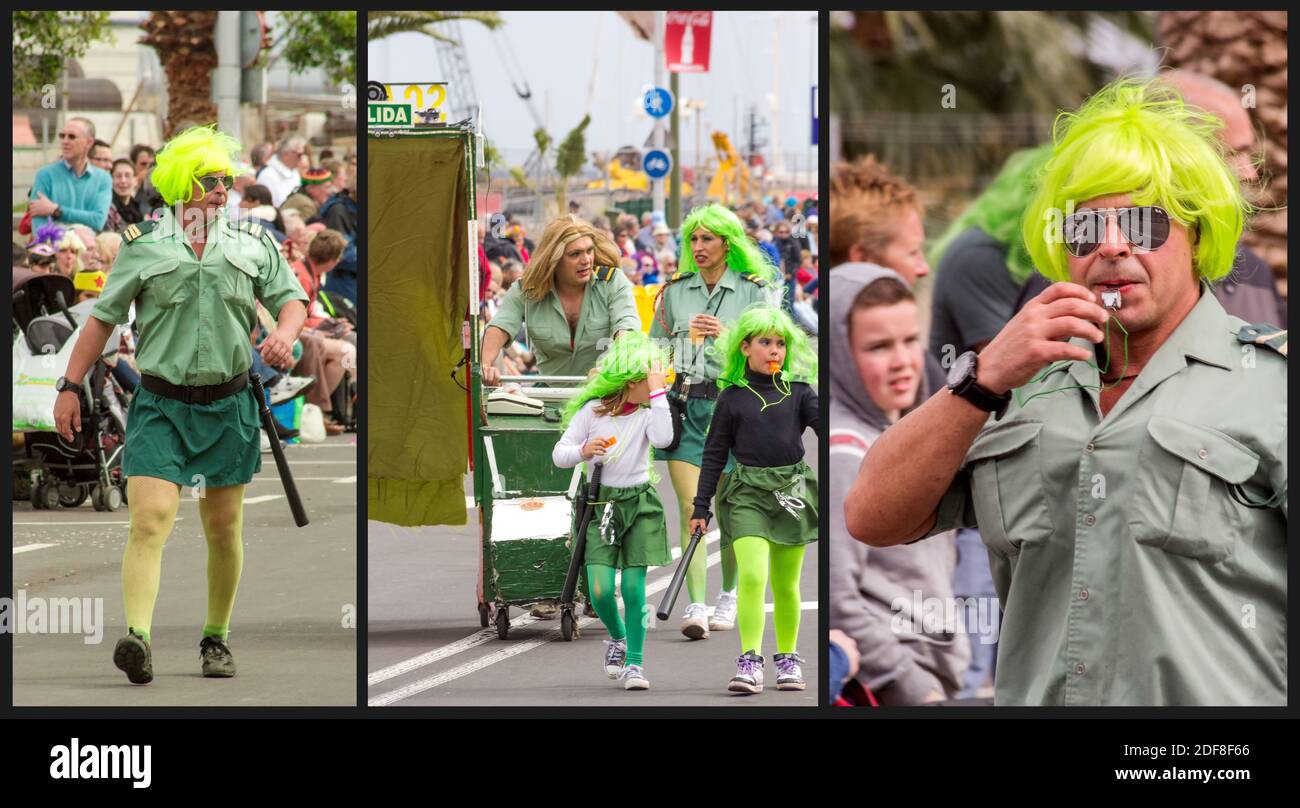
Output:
[
  {"xmin": 11, "ymin": 434, "xmax": 358, "ymax": 706},
  {"xmin": 367, "ymin": 430, "xmax": 819, "ymax": 707}
]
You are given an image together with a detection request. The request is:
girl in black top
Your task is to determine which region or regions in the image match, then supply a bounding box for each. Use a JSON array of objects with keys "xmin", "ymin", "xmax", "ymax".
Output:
[{"xmin": 690, "ymin": 304, "xmax": 819, "ymax": 694}]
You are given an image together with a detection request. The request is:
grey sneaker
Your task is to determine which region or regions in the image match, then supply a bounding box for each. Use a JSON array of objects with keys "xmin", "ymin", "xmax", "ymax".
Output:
[
  {"xmin": 603, "ymin": 638, "xmax": 627, "ymax": 678},
  {"xmin": 774, "ymin": 652, "xmax": 806, "ymax": 690},
  {"xmin": 618, "ymin": 664, "xmax": 649, "ymax": 690},
  {"xmin": 709, "ymin": 591, "xmax": 737, "ymax": 630},
  {"xmin": 113, "ymin": 629, "xmax": 153, "ymax": 685},
  {"xmin": 728, "ymin": 650, "xmax": 765, "ymax": 694},
  {"xmin": 199, "ymin": 636, "xmax": 237, "ymax": 678},
  {"xmin": 681, "ymin": 602, "xmax": 710, "ymax": 640}
]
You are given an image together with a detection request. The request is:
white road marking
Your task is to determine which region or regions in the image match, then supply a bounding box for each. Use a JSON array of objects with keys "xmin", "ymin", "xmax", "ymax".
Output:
[
  {"xmin": 14, "ymin": 518, "xmax": 186, "ymax": 527},
  {"xmin": 13, "ymin": 543, "xmax": 57, "ymax": 554},
  {"xmin": 367, "ymin": 530, "xmax": 721, "ymax": 688},
  {"xmin": 332, "ymin": 476, "xmax": 357, "ymax": 484},
  {"xmin": 369, "ymin": 539, "xmax": 734, "ymax": 706},
  {"xmin": 240, "ymin": 495, "xmax": 283, "ymax": 505}
]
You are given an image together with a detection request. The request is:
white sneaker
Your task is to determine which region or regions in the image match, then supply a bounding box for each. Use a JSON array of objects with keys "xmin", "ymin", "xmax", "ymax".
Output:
[
  {"xmin": 603, "ymin": 639, "xmax": 627, "ymax": 679},
  {"xmin": 681, "ymin": 602, "xmax": 710, "ymax": 640},
  {"xmin": 728, "ymin": 650, "xmax": 765, "ymax": 694},
  {"xmin": 709, "ymin": 591, "xmax": 738, "ymax": 630},
  {"xmin": 260, "ymin": 432, "xmax": 272, "ymax": 453},
  {"xmin": 268, "ymin": 374, "xmax": 316, "ymax": 405},
  {"xmin": 618, "ymin": 664, "xmax": 649, "ymax": 690}
]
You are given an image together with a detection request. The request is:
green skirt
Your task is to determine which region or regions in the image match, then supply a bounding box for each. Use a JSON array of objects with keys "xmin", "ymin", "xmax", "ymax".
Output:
[
  {"xmin": 717, "ymin": 460, "xmax": 818, "ymax": 549},
  {"xmin": 654, "ymin": 396, "xmax": 736, "ymax": 473},
  {"xmin": 122, "ymin": 386, "xmax": 262, "ymax": 488},
  {"xmin": 580, "ymin": 481, "xmax": 671, "ymax": 569}
]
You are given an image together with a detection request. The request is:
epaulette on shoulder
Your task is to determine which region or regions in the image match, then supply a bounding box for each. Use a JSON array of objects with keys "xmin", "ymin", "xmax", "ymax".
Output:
[
  {"xmin": 122, "ymin": 221, "xmax": 156, "ymax": 245},
  {"xmin": 740, "ymin": 271, "xmax": 767, "ymax": 287},
  {"xmin": 664, "ymin": 271, "xmax": 688, "ymax": 285},
  {"xmin": 238, "ymin": 219, "xmax": 267, "ymax": 241},
  {"xmin": 594, "ymin": 265, "xmax": 619, "ymax": 281},
  {"xmin": 1236, "ymin": 323, "xmax": 1287, "ymax": 359}
]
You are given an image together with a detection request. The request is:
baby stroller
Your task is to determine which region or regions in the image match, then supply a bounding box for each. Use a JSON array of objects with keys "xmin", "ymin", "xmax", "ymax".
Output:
[{"xmin": 12, "ymin": 269, "xmax": 130, "ymax": 511}]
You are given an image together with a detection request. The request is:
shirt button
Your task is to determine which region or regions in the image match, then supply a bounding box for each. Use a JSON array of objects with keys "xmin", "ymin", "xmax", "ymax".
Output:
[
  {"xmin": 1085, "ymin": 442, "xmax": 1095, "ymax": 453},
  {"xmin": 1079, "ymin": 588, "xmax": 1089, "ymax": 600},
  {"xmin": 1084, "ymin": 514, "xmax": 1096, "ymax": 526},
  {"xmin": 1075, "ymin": 663, "xmax": 1086, "ymax": 675},
  {"xmin": 1198, "ymin": 448, "xmax": 1208, "ymax": 459}
]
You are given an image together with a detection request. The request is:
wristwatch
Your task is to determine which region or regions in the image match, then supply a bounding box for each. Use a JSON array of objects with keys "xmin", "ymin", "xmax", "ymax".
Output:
[
  {"xmin": 52, "ymin": 204, "xmax": 62, "ymax": 220},
  {"xmin": 946, "ymin": 351, "xmax": 1011, "ymax": 420},
  {"xmin": 55, "ymin": 376, "xmax": 79, "ymax": 394}
]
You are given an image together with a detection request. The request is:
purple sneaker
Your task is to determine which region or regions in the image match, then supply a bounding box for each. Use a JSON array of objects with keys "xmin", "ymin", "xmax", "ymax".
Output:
[
  {"xmin": 727, "ymin": 650, "xmax": 764, "ymax": 694},
  {"xmin": 774, "ymin": 652, "xmax": 806, "ymax": 690}
]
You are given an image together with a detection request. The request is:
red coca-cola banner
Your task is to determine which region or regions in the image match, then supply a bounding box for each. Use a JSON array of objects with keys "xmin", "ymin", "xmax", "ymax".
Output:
[{"xmin": 665, "ymin": 11, "xmax": 712, "ymax": 73}]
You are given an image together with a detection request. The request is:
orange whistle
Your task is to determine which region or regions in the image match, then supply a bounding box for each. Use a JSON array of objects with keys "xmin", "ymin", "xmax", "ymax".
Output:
[
  {"xmin": 767, "ymin": 361, "xmax": 781, "ymax": 374},
  {"xmin": 604, "ymin": 436, "xmax": 616, "ymax": 446}
]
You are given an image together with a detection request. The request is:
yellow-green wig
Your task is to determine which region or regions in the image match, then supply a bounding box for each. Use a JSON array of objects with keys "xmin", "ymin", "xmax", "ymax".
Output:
[
  {"xmin": 710, "ymin": 304, "xmax": 817, "ymax": 390},
  {"xmin": 677, "ymin": 203, "xmax": 779, "ymax": 284},
  {"xmin": 561, "ymin": 330, "xmax": 671, "ymax": 428},
  {"xmin": 1021, "ymin": 77, "xmax": 1247, "ymax": 282},
  {"xmin": 151, "ymin": 125, "xmax": 242, "ymax": 205}
]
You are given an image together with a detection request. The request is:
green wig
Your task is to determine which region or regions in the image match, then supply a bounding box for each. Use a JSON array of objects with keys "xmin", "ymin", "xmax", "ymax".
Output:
[
  {"xmin": 151, "ymin": 124, "xmax": 242, "ymax": 206},
  {"xmin": 1021, "ymin": 77, "xmax": 1247, "ymax": 283},
  {"xmin": 710, "ymin": 304, "xmax": 817, "ymax": 391},
  {"xmin": 561, "ymin": 330, "xmax": 671, "ymax": 428},
  {"xmin": 929, "ymin": 144, "xmax": 1053, "ymax": 285},
  {"xmin": 677, "ymin": 203, "xmax": 779, "ymax": 284}
]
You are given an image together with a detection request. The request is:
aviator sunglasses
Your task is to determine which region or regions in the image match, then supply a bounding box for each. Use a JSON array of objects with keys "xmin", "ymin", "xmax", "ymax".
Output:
[{"xmin": 1062, "ymin": 205, "xmax": 1173, "ymax": 257}]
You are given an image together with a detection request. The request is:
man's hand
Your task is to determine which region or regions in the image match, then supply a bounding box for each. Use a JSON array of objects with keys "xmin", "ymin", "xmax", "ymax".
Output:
[
  {"xmin": 482, "ymin": 365, "xmax": 502, "ymax": 386},
  {"xmin": 29, "ymin": 192, "xmax": 58, "ymax": 218},
  {"xmin": 53, "ymin": 389, "xmax": 82, "ymax": 442},
  {"xmin": 976, "ymin": 282, "xmax": 1108, "ymax": 394},
  {"xmin": 259, "ymin": 329, "xmax": 296, "ymax": 368}
]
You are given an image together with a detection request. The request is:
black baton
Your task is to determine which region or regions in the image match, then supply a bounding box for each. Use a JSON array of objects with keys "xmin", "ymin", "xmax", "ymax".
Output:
[
  {"xmin": 561, "ymin": 460, "xmax": 603, "ymax": 606},
  {"xmin": 657, "ymin": 518, "xmax": 708, "ymax": 621},
  {"xmin": 249, "ymin": 372, "xmax": 309, "ymax": 527}
]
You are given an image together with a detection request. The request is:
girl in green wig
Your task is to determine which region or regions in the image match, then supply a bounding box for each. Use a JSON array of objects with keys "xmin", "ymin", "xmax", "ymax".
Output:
[
  {"xmin": 648, "ymin": 204, "xmax": 783, "ymax": 642},
  {"xmin": 690, "ymin": 304, "xmax": 820, "ymax": 694},
  {"xmin": 553, "ymin": 330, "xmax": 675, "ymax": 691}
]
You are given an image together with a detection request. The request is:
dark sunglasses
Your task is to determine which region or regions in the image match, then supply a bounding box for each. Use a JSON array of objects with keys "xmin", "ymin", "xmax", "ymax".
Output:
[
  {"xmin": 197, "ymin": 175, "xmax": 235, "ymax": 193},
  {"xmin": 1062, "ymin": 205, "xmax": 1172, "ymax": 257}
]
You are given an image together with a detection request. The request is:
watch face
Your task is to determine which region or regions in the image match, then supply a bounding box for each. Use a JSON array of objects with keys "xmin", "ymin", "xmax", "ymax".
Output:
[{"xmin": 947, "ymin": 351, "xmax": 974, "ymax": 387}]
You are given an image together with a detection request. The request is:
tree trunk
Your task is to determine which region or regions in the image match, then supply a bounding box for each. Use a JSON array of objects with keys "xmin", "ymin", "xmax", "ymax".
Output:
[
  {"xmin": 1160, "ymin": 10, "xmax": 1288, "ymax": 299},
  {"xmin": 139, "ymin": 10, "xmax": 219, "ymax": 139}
]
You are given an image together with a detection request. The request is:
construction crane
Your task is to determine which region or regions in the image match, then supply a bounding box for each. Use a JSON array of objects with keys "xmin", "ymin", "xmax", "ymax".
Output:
[{"xmin": 433, "ymin": 20, "xmax": 480, "ymax": 125}]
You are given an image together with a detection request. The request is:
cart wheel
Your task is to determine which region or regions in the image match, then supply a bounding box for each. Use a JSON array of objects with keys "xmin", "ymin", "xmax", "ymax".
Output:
[
  {"xmin": 495, "ymin": 606, "xmax": 510, "ymax": 640},
  {"xmin": 103, "ymin": 485, "xmax": 123, "ymax": 512},
  {"xmin": 58, "ymin": 483, "xmax": 88, "ymax": 508},
  {"xmin": 41, "ymin": 483, "xmax": 61, "ymax": 511},
  {"xmin": 478, "ymin": 602, "xmax": 490, "ymax": 628},
  {"xmin": 561, "ymin": 608, "xmax": 575, "ymax": 642},
  {"xmin": 91, "ymin": 484, "xmax": 106, "ymax": 512}
]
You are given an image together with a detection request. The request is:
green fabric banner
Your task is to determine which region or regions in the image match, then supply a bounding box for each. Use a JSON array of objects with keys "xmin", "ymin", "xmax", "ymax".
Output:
[{"xmin": 367, "ymin": 135, "xmax": 470, "ymax": 526}]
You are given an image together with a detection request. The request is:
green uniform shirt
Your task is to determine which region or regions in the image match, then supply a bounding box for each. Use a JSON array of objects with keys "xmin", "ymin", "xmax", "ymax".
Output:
[
  {"xmin": 488, "ymin": 268, "xmax": 640, "ymax": 377},
  {"xmin": 649, "ymin": 267, "xmax": 780, "ymax": 383},
  {"xmin": 928, "ymin": 286, "xmax": 1287, "ymax": 705},
  {"xmin": 91, "ymin": 209, "xmax": 309, "ymax": 387}
]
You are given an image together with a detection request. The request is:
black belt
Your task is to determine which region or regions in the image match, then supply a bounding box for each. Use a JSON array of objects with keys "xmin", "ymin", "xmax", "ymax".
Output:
[
  {"xmin": 672, "ymin": 378, "xmax": 719, "ymax": 401},
  {"xmin": 141, "ymin": 372, "xmax": 248, "ymax": 405}
]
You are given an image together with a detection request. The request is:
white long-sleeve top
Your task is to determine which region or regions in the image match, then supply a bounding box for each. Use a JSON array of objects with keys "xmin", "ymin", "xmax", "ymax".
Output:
[{"xmin": 552, "ymin": 393, "xmax": 674, "ymax": 488}]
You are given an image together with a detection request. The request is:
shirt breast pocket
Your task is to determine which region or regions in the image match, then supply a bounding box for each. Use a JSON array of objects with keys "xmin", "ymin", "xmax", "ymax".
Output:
[
  {"xmin": 221, "ymin": 253, "xmax": 261, "ymax": 314},
  {"xmin": 139, "ymin": 260, "xmax": 185, "ymax": 308},
  {"xmin": 964, "ymin": 420, "xmax": 1052, "ymax": 557},
  {"xmin": 1128, "ymin": 416, "xmax": 1258, "ymax": 563}
]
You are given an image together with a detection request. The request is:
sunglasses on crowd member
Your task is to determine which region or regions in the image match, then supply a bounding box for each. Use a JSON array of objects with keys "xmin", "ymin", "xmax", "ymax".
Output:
[
  {"xmin": 1062, "ymin": 205, "xmax": 1172, "ymax": 258},
  {"xmin": 197, "ymin": 174, "xmax": 235, "ymax": 193}
]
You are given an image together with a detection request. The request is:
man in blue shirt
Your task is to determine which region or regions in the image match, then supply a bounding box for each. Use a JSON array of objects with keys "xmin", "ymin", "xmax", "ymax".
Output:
[{"xmin": 28, "ymin": 117, "xmax": 112, "ymax": 231}]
